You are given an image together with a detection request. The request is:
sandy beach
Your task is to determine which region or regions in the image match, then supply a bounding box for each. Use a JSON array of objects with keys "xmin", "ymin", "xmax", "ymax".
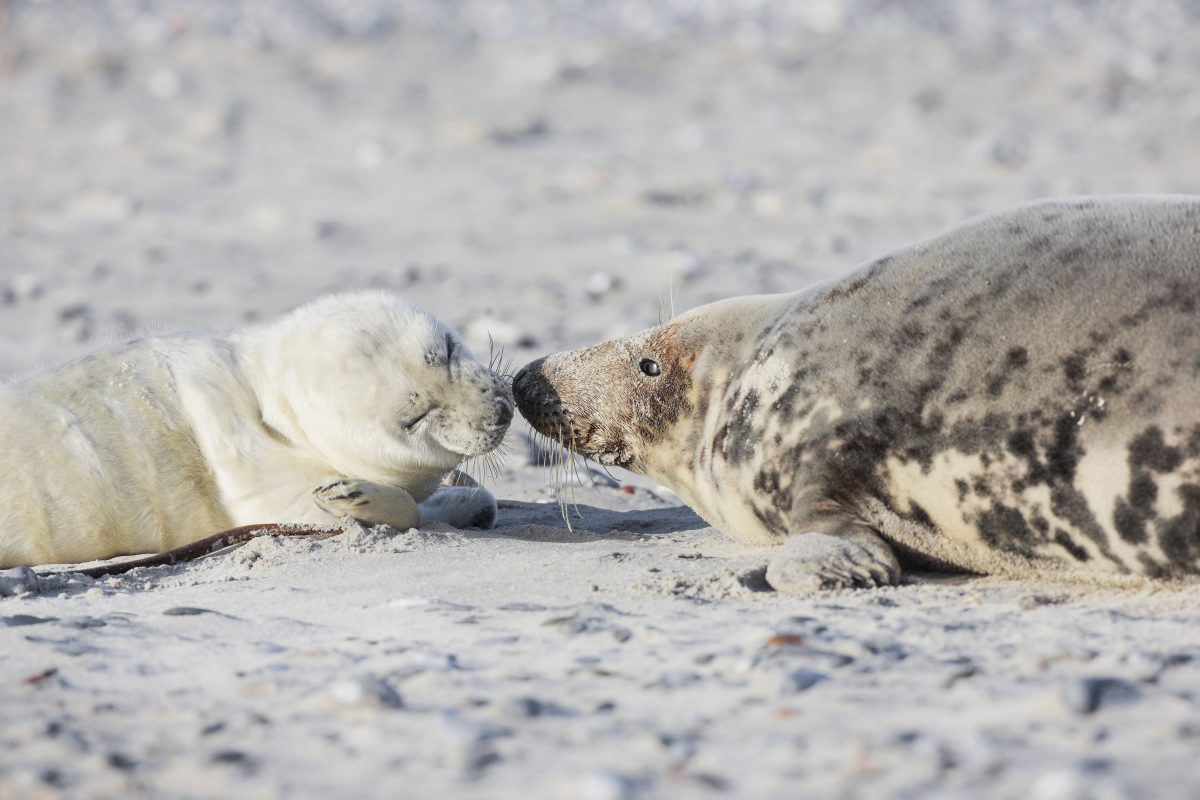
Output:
[{"xmin": 2, "ymin": 2, "xmax": 1200, "ymax": 797}]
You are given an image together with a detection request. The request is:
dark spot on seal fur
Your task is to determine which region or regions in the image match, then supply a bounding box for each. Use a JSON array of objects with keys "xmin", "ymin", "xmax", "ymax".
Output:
[
  {"xmin": 896, "ymin": 322, "xmax": 927, "ymax": 347},
  {"xmin": 1129, "ymin": 426, "xmax": 1183, "ymax": 473},
  {"xmin": 754, "ymin": 469, "xmax": 780, "ymax": 494},
  {"xmin": 906, "ymin": 501, "xmax": 934, "ymax": 530},
  {"xmin": 1062, "ymin": 353, "xmax": 1088, "ymax": 392},
  {"xmin": 712, "ymin": 423, "xmax": 729, "ymax": 454},
  {"xmin": 977, "ymin": 504, "xmax": 1036, "ymax": 557},
  {"xmin": 723, "ymin": 391, "xmax": 760, "ymax": 465},
  {"xmin": 752, "ymin": 504, "xmax": 786, "ymax": 535},
  {"xmin": 1114, "ymin": 497, "xmax": 1150, "ymax": 544},
  {"xmin": 753, "ymin": 468, "xmax": 793, "ymax": 519},
  {"xmin": 771, "ymin": 382, "xmax": 802, "ymax": 416},
  {"xmin": 1054, "ymin": 529, "xmax": 1091, "ymax": 561},
  {"xmin": 1157, "ymin": 484, "xmax": 1200, "ymax": 568},
  {"xmin": 1057, "ymin": 246, "xmax": 1087, "ymax": 265},
  {"xmin": 1109, "ymin": 426, "xmax": 1197, "ymax": 561},
  {"xmin": 985, "ymin": 345, "xmax": 1032, "ymax": 396},
  {"xmin": 1025, "ymin": 234, "xmax": 1053, "ymax": 253},
  {"xmin": 1047, "ymin": 413, "xmax": 1082, "ymax": 483}
]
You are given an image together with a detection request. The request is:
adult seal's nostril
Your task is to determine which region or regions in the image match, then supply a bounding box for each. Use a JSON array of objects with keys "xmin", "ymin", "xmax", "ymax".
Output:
[{"xmin": 512, "ymin": 364, "xmax": 544, "ymax": 413}]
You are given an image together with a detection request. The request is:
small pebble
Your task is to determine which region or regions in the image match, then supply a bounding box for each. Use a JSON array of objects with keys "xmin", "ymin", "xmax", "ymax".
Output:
[
  {"xmin": 435, "ymin": 715, "xmax": 506, "ymax": 772},
  {"xmin": 2, "ymin": 615, "xmax": 57, "ymax": 627},
  {"xmin": 585, "ymin": 272, "xmax": 620, "ymax": 300},
  {"xmin": 780, "ymin": 669, "xmax": 828, "ymax": 694},
  {"xmin": 329, "ymin": 675, "xmax": 403, "ymax": 709},
  {"xmin": 210, "ymin": 749, "xmax": 257, "ymax": 771},
  {"xmin": 577, "ymin": 770, "xmax": 642, "ymax": 800},
  {"xmin": 1061, "ymin": 677, "xmax": 1141, "ymax": 715},
  {"xmin": 766, "ymin": 634, "xmax": 805, "ymax": 647},
  {"xmin": 939, "ymin": 664, "xmax": 979, "ymax": 689},
  {"xmin": 651, "ymin": 670, "xmax": 701, "ymax": 689},
  {"xmin": 163, "ymin": 607, "xmax": 215, "ymax": 616},
  {"xmin": 500, "ymin": 696, "xmax": 570, "ymax": 719},
  {"xmin": 106, "ymin": 752, "xmax": 136, "ymax": 771},
  {"xmin": 487, "ymin": 117, "xmax": 550, "ymax": 146}
]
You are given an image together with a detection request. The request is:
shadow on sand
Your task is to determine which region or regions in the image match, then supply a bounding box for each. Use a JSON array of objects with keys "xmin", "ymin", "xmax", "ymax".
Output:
[{"xmin": 478, "ymin": 500, "xmax": 711, "ymax": 543}]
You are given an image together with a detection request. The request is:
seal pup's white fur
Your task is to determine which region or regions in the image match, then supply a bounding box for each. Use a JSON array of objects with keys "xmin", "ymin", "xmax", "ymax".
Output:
[{"xmin": 0, "ymin": 291, "xmax": 514, "ymax": 567}]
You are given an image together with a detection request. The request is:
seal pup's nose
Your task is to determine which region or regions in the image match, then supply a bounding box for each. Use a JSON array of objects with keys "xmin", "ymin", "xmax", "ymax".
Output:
[{"xmin": 495, "ymin": 396, "xmax": 514, "ymax": 427}]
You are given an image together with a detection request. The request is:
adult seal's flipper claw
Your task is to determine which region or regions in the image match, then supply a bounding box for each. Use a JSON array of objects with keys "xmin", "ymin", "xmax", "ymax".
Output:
[{"xmin": 766, "ymin": 527, "xmax": 901, "ymax": 592}]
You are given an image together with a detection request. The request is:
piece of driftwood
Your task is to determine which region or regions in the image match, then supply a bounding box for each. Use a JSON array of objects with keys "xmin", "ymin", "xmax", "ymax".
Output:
[{"xmin": 36, "ymin": 523, "xmax": 344, "ymax": 579}]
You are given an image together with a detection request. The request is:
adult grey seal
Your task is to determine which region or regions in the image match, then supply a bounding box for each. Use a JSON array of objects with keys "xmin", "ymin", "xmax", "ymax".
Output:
[
  {"xmin": 0, "ymin": 290, "xmax": 513, "ymax": 567},
  {"xmin": 514, "ymin": 196, "xmax": 1200, "ymax": 590}
]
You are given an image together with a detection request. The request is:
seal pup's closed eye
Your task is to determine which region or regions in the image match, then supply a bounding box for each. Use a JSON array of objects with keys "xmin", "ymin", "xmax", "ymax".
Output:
[
  {"xmin": 0, "ymin": 290, "xmax": 514, "ymax": 567},
  {"xmin": 515, "ymin": 195, "xmax": 1200, "ymax": 591}
]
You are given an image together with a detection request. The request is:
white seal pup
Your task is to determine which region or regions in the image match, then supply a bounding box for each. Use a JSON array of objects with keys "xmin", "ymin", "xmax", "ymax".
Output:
[
  {"xmin": 514, "ymin": 196, "xmax": 1200, "ymax": 590},
  {"xmin": 0, "ymin": 291, "xmax": 513, "ymax": 567}
]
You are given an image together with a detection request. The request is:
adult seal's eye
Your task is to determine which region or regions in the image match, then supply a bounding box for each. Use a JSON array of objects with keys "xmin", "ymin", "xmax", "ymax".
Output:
[{"xmin": 639, "ymin": 358, "xmax": 661, "ymax": 377}]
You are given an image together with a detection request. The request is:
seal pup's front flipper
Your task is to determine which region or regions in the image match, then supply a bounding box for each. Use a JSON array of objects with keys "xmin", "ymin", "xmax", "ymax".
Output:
[
  {"xmin": 313, "ymin": 479, "xmax": 422, "ymax": 529},
  {"xmin": 311, "ymin": 476, "xmax": 498, "ymax": 530},
  {"xmin": 765, "ymin": 521, "xmax": 901, "ymax": 592}
]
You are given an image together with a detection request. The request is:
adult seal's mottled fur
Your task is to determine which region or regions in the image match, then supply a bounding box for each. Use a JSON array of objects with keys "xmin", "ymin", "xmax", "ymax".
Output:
[
  {"xmin": 514, "ymin": 196, "xmax": 1200, "ymax": 590},
  {"xmin": 0, "ymin": 291, "xmax": 513, "ymax": 567}
]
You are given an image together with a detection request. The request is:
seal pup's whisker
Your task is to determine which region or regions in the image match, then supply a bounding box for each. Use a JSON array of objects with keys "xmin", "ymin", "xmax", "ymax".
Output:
[
  {"xmin": 480, "ymin": 444, "xmax": 507, "ymax": 484},
  {"xmin": 458, "ymin": 436, "xmax": 508, "ymax": 495},
  {"xmin": 487, "ymin": 339, "xmax": 518, "ymax": 383}
]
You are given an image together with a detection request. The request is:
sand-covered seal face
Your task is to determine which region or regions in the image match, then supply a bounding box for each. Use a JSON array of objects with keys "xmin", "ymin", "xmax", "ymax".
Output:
[
  {"xmin": 514, "ymin": 323, "xmax": 697, "ymax": 470},
  {"xmin": 515, "ymin": 196, "xmax": 1200, "ymax": 590}
]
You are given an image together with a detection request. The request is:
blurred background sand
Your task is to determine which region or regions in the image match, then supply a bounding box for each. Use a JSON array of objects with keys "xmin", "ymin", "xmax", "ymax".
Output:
[{"xmin": 3, "ymin": 1, "xmax": 1199, "ymax": 375}]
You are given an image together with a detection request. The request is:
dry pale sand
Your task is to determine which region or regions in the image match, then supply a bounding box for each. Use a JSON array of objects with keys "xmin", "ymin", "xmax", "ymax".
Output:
[{"xmin": 2, "ymin": 2, "xmax": 1200, "ymax": 798}]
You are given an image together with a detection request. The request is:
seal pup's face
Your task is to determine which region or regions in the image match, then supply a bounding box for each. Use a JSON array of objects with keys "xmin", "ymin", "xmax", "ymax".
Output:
[{"xmin": 251, "ymin": 292, "xmax": 514, "ymax": 479}]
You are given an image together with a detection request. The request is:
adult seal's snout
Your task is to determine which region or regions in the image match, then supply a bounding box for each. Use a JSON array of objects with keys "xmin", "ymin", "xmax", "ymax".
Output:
[
  {"xmin": 514, "ymin": 195, "xmax": 1200, "ymax": 591},
  {"xmin": 512, "ymin": 358, "xmax": 559, "ymax": 426}
]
